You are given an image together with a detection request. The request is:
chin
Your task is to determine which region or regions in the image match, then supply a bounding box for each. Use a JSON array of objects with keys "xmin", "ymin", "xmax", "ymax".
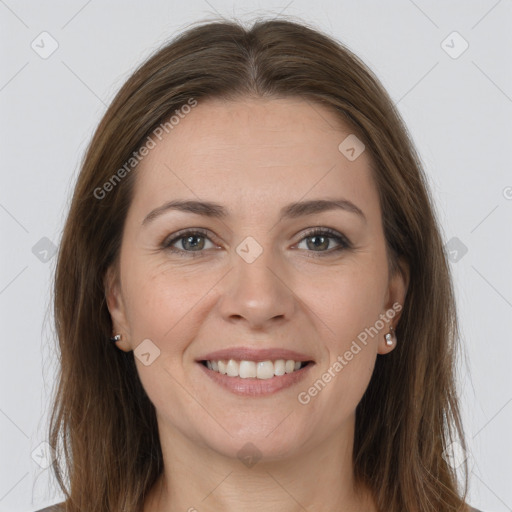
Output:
[{"xmin": 194, "ymin": 417, "xmax": 309, "ymax": 463}]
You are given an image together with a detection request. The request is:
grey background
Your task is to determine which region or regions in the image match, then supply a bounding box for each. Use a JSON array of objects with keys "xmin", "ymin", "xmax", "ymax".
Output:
[{"xmin": 0, "ymin": 1, "xmax": 511, "ymax": 511}]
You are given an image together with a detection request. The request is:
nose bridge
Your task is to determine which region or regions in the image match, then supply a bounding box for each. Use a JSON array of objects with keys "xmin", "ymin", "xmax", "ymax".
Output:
[{"xmin": 219, "ymin": 236, "xmax": 295, "ymax": 327}]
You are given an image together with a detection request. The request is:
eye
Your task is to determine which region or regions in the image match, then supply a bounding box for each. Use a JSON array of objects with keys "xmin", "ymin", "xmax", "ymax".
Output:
[
  {"xmin": 161, "ymin": 227, "xmax": 351, "ymax": 258},
  {"xmin": 162, "ymin": 229, "xmax": 217, "ymax": 257},
  {"xmin": 295, "ymin": 228, "xmax": 351, "ymax": 256}
]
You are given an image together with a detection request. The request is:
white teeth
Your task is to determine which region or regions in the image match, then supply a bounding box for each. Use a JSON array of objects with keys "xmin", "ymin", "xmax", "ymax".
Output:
[
  {"xmin": 226, "ymin": 359, "xmax": 238, "ymax": 377},
  {"xmin": 274, "ymin": 359, "xmax": 286, "ymax": 376},
  {"xmin": 239, "ymin": 360, "xmax": 257, "ymax": 378},
  {"xmin": 218, "ymin": 360, "xmax": 227, "ymax": 375},
  {"xmin": 256, "ymin": 361, "xmax": 274, "ymax": 379},
  {"xmin": 204, "ymin": 358, "xmax": 307, "ymax": 378}
]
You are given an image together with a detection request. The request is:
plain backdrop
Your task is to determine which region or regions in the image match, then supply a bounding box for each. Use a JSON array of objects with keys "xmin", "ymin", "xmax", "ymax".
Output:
[{"xmin": 1, "ymin": 1, "xmax": 511, "ymax": 511}]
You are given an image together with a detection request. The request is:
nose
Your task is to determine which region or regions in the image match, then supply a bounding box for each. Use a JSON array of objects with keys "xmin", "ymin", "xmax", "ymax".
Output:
[{"xmin": 218, "ymin": 244, "xmax": 297, "ymax": 330}]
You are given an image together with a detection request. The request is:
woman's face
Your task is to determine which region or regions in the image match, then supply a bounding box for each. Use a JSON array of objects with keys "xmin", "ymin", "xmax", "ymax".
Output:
[{"xmin": 106, "ymin": 96, "xmax": 407, "ymax": 461}]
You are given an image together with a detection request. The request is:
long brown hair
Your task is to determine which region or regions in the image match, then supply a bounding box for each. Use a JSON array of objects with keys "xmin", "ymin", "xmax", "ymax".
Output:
[{"xmin": 49, "ymin": 16, "xmax": 470, "ymax": 511}]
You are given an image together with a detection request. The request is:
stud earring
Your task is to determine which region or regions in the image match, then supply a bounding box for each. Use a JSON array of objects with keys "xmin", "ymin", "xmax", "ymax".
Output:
[
  {"xmin": 385, "ymin": 326, "xmax": 395, "ymax": 347},
  {"xmin": 110, "ymin": 334, "xmax": 122, "ymax": 343}
]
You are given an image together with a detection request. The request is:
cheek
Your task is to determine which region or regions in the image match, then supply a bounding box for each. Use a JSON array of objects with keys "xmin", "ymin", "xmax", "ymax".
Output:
[
  {"xmin": 296, "ymin": 330, "xmax": 377, "ymax": 441},
  {"xmin": 304, "ymin": 261, "xmax": 387, "ymax": 418},
  {"xmin": 315, "ymin": 348, "xmax": 376, "ymax": 428},
  {"xmin": 291, "ymin": 259, "xmax": 385, "ymax": 410},
  {"xmin": 296, "ymin": 261, "xmax": 388, "ymax": 349},
  {"xmin": 122, "ymin": 262, "xmax": 213, "ymax": 341},
  {"xmin": 298, "ymin": 307, "xmax": 379, "ymax": 430}
]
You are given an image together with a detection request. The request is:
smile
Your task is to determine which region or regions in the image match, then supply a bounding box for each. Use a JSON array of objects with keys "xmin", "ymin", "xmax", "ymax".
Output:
[
  {"xmin": 197, "ymin": 359, "xmax": 315, "ymax": 396},
  {"xmin": 201, "ymin": 358, "xmax": 311, "ymax": 378}
]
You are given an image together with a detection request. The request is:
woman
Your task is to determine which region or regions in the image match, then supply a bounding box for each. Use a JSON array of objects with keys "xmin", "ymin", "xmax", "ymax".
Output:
[{"xmin": 38, "ymin": 16, "xmax": 482, "ymax": 512}]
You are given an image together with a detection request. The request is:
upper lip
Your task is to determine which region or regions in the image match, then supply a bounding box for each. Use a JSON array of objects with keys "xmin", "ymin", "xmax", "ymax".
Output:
[{"xmin": 197, "ymin": 347, "xmax": 314, "ymax": 363}]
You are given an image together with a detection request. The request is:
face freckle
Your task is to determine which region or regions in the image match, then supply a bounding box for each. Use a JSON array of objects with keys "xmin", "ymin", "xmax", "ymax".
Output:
[{"xmin": 106, "ymin": 96, "xmax": 406, "ymax": 462}]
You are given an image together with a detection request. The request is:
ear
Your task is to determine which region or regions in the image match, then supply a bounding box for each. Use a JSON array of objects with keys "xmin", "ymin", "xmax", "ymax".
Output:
[
  {"xmin": 378, "ymin": 257, "xmax": 409, "ymax": 355},
  {"xmin": 104, "ymin": 265, "xmax": 133, "ymax": 352}
]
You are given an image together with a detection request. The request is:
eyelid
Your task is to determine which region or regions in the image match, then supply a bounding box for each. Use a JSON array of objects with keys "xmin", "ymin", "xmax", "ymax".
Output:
[
  {"xmin": 161, "ymin": 226, "xmax": 352, "ymax": 256},
  {"xmin": 297, "ymin": 227, "xmax": 352, "ymax": 248},
  {"xmin": 161, "ymin": 227, "xmax": 218, "ymax": 250}
]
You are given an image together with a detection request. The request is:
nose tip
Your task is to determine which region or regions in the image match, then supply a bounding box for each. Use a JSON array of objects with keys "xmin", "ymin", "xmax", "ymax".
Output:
[{"xmin": 218, "ymin": 244, "xmax": 296, "ymax": 329}]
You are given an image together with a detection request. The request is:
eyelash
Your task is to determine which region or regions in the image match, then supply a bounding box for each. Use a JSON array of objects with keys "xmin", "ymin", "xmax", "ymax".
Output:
[{"xmin": 161, "ymin": 227, "xmax": 352, "ymax": 259}]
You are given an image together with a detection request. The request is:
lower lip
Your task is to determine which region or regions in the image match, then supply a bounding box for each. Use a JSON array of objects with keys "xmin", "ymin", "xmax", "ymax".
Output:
[{"xmin": 197, "ymin": 362, "xmax": 314, "ymax": 396}]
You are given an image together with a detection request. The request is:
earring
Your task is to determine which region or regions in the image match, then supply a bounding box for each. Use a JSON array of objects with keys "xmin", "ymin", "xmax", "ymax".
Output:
[
  {"xmin": 385, "ymin": 326, "xmax": 395, "ymax": 347},
  {"xmin": 110, "ymin": 334, "xmax": 122, "ymax": 343}
]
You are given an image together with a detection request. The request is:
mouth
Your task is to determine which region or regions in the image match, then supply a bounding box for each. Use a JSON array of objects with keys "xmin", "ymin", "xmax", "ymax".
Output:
[
  {"xmin": 199, "ymin": 358, "xmax": 314, "ymax": 379},
  {"xmin": 195, "ymin": 348, "xmax": 316, "ymax": 396}
]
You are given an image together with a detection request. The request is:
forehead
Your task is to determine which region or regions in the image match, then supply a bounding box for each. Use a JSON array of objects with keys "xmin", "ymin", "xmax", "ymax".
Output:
[{"xmin": 130, "ymin": 97, "xmax": 379, "ymax": 222}]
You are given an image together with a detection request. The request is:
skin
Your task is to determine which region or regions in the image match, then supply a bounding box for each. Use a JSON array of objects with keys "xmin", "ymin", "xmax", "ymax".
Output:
[{"xmin": 105, "ymin": 96, "xmax": 408, "ymax": 512}]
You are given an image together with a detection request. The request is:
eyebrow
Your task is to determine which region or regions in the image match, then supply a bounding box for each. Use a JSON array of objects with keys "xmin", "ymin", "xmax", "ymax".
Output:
[{"xmin": 142, "ymin": 198, "xmax": 366, "ymax": 226}]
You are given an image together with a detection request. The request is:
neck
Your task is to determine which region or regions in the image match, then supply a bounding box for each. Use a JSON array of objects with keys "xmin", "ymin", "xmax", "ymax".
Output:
[{"xmin": 144, "ymin": 412, "xmax": 376, "ymax": 512}]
